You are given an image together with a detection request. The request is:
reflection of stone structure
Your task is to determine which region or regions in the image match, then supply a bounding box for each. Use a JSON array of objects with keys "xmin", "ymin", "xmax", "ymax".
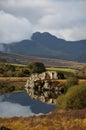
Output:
[{"xmin": 25, "ymin": 71, "xmax": 64, "ymax": 104}]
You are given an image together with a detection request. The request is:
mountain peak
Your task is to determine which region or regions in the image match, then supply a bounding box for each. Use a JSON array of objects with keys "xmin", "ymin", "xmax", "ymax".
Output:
[
  {"xmin": 0, "ymin": 32, "xmax": 86, "ymax": 62},
  {"xmin": 31, "ymin": 32, "xmax": 59, "ymax": 41}
]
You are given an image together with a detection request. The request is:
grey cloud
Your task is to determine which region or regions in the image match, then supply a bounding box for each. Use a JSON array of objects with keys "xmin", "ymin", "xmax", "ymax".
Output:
[
  {"xmin": 0, "ymin": 10, "xmax": 32, "ymax": 43},
  {"xmin": 0, "ymin": 0, "xmax": 86, "ymax": 42},
  {"xmin": 34, "ymin": 0, "xmax": 86, "ymax": 41}
]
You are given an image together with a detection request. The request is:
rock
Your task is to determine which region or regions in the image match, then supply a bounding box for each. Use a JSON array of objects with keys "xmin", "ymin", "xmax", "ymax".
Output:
[
  {"xmin": 44, "ymin": 80, "xmax": 49, "ymax": 89},
  {"xmin": 39, "ymin": 95, "xmax": 45, "ymax": 102},
  {"xmin": 25, "ymin": 71, "xmax": 64, "ymax": 104}
]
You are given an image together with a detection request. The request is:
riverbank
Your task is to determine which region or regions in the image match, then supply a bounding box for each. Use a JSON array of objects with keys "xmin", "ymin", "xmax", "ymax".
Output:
[{"xmin": 0, "ymin": 108, "xmax": 86, "ymax": 130}]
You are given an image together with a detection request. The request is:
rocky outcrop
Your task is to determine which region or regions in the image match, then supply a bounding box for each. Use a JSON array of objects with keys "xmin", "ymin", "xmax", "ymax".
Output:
[{"xmin": 25, "ymin": 71, "xmax": 64, "ymax": 104}]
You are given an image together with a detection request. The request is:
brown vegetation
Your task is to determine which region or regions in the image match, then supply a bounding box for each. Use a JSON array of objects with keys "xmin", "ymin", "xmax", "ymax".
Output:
[
  {"xmin": 0, "ymin": 109, "xmax": 86, "ymax": 130},
  {"xmin": 0, "ymin": 77, "xmax": 28, "ymax": 94},
  {"xmin": 0, "ymin": 77, "xmax": 86, "ymax": 95},
  {"xmin": 0, "ymin": 52, "xmax": 85, "ymax": 67}
]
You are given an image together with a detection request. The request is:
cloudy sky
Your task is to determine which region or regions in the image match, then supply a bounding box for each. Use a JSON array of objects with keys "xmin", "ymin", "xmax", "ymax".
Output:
[{"xmin": 0, "ymin": 0, "xmax": 86, "ymax": 43}]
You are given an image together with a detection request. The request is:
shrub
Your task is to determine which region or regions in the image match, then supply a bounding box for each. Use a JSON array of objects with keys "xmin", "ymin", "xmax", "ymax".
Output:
[
  {"xmin": 77, "ymin": 66, "xmax": 86, "ymax": 79},
  {"xmin": 27, "ymin": 62, "xmax": 46, "ymax": 73},
  {"xmin": 63, "ymin": 77, "xmax": 79, "ymax": 93},
  {"xmin": 57, "ymin": 84, "xmax": 86, "ymax": 109},
  {"xmin": 15, "ymin": 68, "xmax": 30, "ymax": 77},
  {"xmin": 57, "ymin": 72, "xmax": 65, "ymax": 79},
  {"xmin": 66, "ymin": 77, "xmax": 79, "ymax": 87},
  {"xmin": 0, "ymin": 80, "xmax": 16, "ymax": 94}
]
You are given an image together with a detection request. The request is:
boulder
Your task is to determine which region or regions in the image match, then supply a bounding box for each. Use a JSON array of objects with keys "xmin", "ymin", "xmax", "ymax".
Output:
[{"xmin": 25, "ymin": 71, "xmax": 64, "ymax": 104}]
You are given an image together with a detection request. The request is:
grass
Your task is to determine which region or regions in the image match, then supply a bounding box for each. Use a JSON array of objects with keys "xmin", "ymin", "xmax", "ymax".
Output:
[
  {"xmin": 0, "ymin": 77, "xmax": 28, "ymax": 87},
  {"xmin": 0, "ymin": 109, "xmax": 86, "ymax": 130},
  {"xmin": 10, "ymin": 63, "xmax": 25, "ymax": 67},
  {"xmin": 46, "ymin": 67, "xmax": 76, "ymax": 73},
  {"xmin": 0, "ymin": 77, "xmax": 28, "ymax": 95},
  {"xmin": 6, "ymin": 62, "xmax": 76, "ymax": 73},
  {"xmin": 0, "ymin": 77, "xmax": 86, "ymax": 96}
]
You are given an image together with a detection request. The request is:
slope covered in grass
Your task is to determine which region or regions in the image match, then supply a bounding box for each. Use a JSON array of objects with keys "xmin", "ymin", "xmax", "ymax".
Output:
[{"xmin": 0, "ymin": 109, "xmax": 86, "ymax": 130}]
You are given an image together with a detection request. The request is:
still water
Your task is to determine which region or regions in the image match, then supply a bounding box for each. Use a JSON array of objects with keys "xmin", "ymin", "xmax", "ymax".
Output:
[{"xmin": 0, "ymin": 92, "xmax": 56, "ymax": 117}]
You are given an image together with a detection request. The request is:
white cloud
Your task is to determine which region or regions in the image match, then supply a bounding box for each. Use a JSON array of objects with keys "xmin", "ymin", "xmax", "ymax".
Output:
[
  {"xmin": 33, "ymin": 1, "xmax": 86, "ymax": 41},
  {"xmin": 58, "ymin": 26, "xmax": 86, "ymax": 41},
  {"xmin": 0, "ymin": 0, "xmax": 86, "ymax": 42},
  {"xmin": 0, "ymin": 10, "xmax": 32, "ymax": 43},
  {"xmin": 0, "ymin": 101, "xmax": 34, "ymax": 117}
]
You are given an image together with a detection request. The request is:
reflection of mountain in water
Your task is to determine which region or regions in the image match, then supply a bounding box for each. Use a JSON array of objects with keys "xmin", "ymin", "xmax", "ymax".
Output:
[{"xmin": 0, "ymin": 92, "xmax": 56, "ymax": 117}]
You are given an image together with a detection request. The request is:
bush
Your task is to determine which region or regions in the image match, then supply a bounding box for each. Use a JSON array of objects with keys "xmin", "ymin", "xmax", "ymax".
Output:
[
  {"xmin": 77, "ymin": 66, "xmax": 86, "ymax": 79},
  {"xmin": 27, "ymin": 62, "xmax": 46, "ymax": 73},
  {"xmin": 63, "ymin": 77, "xmax": 79, "ymax": 93},
  {"xmin": 0, "ymin": 80, "xmax": 16, "ymax": 94},
  {"xmin": 57, "ymin": 84, "xmax": 86, "ymax": 109},
  {"xmin": 15, "ymin": 68, "xmax": 30, "ymax": 77},
  {"xmin": 0, "ymin": 62, "xmax": 16, "ymax": 77},
  {"xmin": 67, "ymin": 77, "xmax": 79, "ymax": 87}
]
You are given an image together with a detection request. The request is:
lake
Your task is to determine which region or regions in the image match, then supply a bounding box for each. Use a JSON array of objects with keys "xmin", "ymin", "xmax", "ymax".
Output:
[{"xmin": 0, "ymin": 92, "xmax": 56, "ymax": 117}]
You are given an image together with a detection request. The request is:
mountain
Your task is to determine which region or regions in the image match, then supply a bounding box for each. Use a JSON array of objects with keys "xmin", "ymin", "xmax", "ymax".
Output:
[
  {"xmin": 1, "ymin": 32, "xmax": 86, "ymax": 62},
  {"xmin": 76, "ymin": 52, "xmax": 86, "ymax": 62}
]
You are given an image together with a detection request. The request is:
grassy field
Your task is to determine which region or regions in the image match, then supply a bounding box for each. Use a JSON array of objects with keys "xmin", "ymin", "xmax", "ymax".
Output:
[
  {"xmin": 0, "ymin": 77, "xmax": 28, "ymax": 95},
  {"xmin": 0, "ymin": 109, "xmax": 86, "ymax": 130},
  {"xmin": 0, "ymin": 77, "xmax": 86, "ymax": 95},
  {"xmin": 10, "ymin": 62, "xmax": 26, "ymax": 67},
  {"xmin": 0, "ymin": 77, "xmax": 86, "ymax": 86},
  {"xmin": 0, "ymin": 77, "xmax": 28, "ymax": 86},
  {"xmin": 11, "ymin": 63, "xmax": 76, "ymax": 73},
  {"xmin": 46, "ymin": 67, "xmax": 76, "ymax": 73}
]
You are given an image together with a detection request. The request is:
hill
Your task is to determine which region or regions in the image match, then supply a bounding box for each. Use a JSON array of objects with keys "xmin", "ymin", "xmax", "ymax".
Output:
[{"xmin": 0, "ymin": 52, "xmax": 85, "ymax": 67}]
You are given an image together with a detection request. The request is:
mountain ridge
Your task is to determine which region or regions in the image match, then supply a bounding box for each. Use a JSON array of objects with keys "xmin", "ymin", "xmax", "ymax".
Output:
[{"xmin": 0, "ymin": 32, "xmax": 86, "ymax": 62}]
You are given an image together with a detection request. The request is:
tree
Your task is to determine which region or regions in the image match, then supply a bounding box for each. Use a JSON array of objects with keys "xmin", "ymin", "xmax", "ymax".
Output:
[{"xmin": 27, "ymin": 62, "xmax": 46, "ymax": 73}]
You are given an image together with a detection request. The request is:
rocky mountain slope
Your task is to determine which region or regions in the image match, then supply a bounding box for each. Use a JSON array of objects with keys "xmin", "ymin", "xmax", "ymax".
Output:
[{"xmin": 0, "ymin": 32, "xmax": 86, "ymax": 62}]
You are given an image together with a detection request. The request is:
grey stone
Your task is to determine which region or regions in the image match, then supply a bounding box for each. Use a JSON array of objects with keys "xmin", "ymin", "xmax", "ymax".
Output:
[{"xmin": 25, "ymin": 71, "xmax": 63, "ymax": 104}]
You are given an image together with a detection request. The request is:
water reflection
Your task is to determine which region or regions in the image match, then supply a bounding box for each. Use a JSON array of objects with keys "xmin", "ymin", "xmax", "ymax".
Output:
[{"xmin": 0, "ymin": 92, "xmax": 56, "ymax": 117}]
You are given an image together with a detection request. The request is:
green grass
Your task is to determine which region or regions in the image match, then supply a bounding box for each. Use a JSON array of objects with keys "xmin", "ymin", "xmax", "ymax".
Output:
[
  {"xmin": 46, "ymin": 67, "xmax": 76, "ymax": 73},
  {"xmin": 10, "ymin": 63, "xmax": 25, "ymax": 67}
]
